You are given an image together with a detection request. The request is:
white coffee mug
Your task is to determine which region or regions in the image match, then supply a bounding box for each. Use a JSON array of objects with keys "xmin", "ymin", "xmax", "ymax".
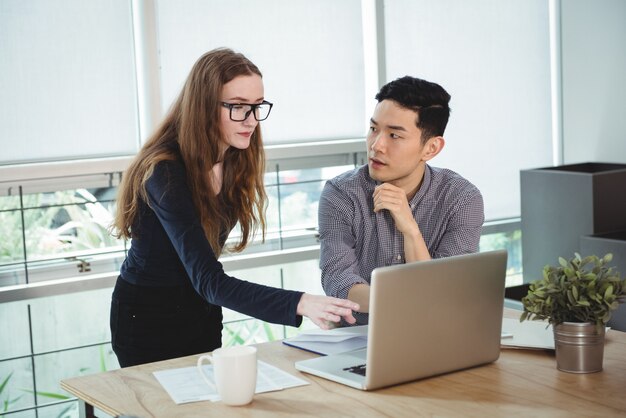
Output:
[{"xmin": 197, "ymin": 346, "xmax": 257, "ymax": 406}]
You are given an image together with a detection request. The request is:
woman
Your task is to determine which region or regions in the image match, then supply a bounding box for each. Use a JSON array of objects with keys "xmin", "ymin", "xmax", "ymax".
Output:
[{"xmin": 110, "ymin": 48, "xmax": 358, "ymax": 367}]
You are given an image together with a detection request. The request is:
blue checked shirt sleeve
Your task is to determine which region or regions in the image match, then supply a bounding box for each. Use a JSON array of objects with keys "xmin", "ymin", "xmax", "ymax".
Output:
[
  {"xmin": 318, "ymin": 181, "xmax": 370, "ymax": 301},
  {"xmin": 430, "ymin": 189, "xmax": 484, "ymax": 258}
]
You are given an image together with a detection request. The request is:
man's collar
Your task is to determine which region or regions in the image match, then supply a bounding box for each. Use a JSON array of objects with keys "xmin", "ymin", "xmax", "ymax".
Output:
[{"xmin": 409, "ymin": 164, "xmax": 431, "ymax": 205}]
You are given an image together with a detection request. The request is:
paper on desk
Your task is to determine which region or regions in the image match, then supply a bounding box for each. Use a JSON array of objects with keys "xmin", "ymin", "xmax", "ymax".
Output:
[
  {"xmin": 153, "ymin": 360, "xmax": 309, "ymax": 404},
  {"xmin": 283, "ymin": 325, "xmax": 368, "ymax": 355},
  {"xmin": 500, "ymin": 317, "xmax": 555, "ymax": 350}
]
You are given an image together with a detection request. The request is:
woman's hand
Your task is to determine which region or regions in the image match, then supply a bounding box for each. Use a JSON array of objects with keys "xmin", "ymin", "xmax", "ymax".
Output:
[{"xmin": 296, "ymin": 293, "xmax": 360, "ymax": 330}]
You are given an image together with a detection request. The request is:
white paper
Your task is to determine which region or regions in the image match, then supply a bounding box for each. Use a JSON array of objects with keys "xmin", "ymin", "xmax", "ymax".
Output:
[
  {"xmin": 153, "ymin": 360, "xmax": 309, "ymax": 404},
  {"xmin": 282, "ymin": 325, "xmax": 368, "ymax": 355},
  {"xmin": 500, "ymin": 318, "xmax": 555, "ymax": 350},
  {"xmin": 287, "ymin": 325, "xmax": 368, "ymax": 342}
]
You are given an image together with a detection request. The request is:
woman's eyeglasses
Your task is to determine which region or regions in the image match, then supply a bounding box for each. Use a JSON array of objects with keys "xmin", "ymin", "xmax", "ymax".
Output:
[{"xmin": 221, "ymin": 101, "xmax": 273, "ymax": 121}]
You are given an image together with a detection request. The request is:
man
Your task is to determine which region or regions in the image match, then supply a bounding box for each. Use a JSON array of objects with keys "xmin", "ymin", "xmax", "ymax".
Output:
[{"xmin": 319, "ymin": 76, "xmax": 484, "ymax": 325}]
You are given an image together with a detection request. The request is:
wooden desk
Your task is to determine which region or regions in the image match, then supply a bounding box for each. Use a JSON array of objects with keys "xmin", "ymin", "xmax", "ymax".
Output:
[{"xmin": 61, "ymin": 310, "xmax": 626, "ymax": 417}]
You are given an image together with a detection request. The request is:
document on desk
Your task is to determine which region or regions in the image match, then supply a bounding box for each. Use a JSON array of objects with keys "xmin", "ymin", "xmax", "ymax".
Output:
[
  {"xmin": 283, "ymin": 325, "xmax": 368, "ymax": 355},
  {"xmin": 153, "ymin": 361, "xmax": 309, "ymax": 404},
  {"xmin": 500, "ymin": 318, "xmax": 555, "ymax": 350}
]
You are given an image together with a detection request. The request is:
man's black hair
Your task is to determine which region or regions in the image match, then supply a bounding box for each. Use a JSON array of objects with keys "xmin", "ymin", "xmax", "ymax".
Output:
[{"xmin": 375, "ymin": 76, "xmax": 451, "ymax": 142}]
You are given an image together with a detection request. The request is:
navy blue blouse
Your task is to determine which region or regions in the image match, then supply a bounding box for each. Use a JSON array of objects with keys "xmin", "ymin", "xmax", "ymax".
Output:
[{"xmin": 120, "ymin": 157, "xmax": 303, "ymax": 327}]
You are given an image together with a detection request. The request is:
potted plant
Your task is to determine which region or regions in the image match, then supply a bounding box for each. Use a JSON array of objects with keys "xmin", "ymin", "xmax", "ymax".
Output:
[{"xmin": 520, "ymin": 253, "xmax": 625, "ymax": 373}]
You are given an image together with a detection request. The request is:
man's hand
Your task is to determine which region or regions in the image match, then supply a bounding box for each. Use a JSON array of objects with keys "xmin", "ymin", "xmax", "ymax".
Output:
[
  {"xmin": 373, "ymin": 182, "xmax": 431, "ymax": 262},
  {"xmin": 373, "ymin": 183, "xmax": 419, "ymax": 235}
]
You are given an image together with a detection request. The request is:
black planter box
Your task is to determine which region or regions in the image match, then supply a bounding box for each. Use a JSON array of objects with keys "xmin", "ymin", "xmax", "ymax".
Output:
[{"xmin": 520, "ymin": 163, "xmax": 626, "ymax": 283}]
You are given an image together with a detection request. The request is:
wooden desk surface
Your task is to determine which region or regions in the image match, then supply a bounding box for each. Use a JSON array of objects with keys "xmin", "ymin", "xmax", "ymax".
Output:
[{"xmin": 61, "ymin": 310, "xmax": 626, "ymax": 417}]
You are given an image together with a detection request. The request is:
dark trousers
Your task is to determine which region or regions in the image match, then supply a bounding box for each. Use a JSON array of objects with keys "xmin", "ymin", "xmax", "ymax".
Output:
[{"xmin": 110, "ymin": 276, "xmax": 223, "ymax": 367}]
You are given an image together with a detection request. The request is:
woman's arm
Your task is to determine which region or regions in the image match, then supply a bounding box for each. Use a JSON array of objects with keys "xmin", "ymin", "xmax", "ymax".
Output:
[{"xmin": 146, "ymin": 160, "xmax": 359, "ymax": 328}]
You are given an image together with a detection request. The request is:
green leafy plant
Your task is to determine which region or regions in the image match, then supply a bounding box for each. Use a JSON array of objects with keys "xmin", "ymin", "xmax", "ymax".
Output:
[
  {"xmin": 0, "ymin": 372, "xmax": 24, "ymax": 417},
  {"xmin": 19, "ymin": 345, "xmax": 112, "ymax": 418},
  {"xmin": 521, "ymin": 253, "xmax": 626, "ymax": 331}
]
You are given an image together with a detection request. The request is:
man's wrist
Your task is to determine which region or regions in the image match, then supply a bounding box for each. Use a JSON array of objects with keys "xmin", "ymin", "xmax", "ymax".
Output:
[{"xmin": 403, "ymin": 224, "xmax": 422, "ymax": 240}]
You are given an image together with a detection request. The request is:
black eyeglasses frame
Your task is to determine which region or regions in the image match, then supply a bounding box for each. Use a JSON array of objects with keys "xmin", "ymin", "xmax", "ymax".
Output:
[{"xmin": 221, "ymin": 100, "xmax": 274, "ymax": 122}]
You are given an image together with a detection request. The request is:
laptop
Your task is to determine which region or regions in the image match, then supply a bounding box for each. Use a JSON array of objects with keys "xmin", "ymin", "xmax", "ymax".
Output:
[{"xmin": 295, "ymin": 250, "xmax": 508, "ymax": 390}]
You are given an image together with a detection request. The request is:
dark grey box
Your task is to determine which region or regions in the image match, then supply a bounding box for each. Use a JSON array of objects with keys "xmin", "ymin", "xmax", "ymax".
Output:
[
  {"xmin": 520, "ymin": 163, "xmax": 626, "ymax": 283},
  {"xmin": 580, "ymin": 230, "xmax": 626, "ymax": 331}
]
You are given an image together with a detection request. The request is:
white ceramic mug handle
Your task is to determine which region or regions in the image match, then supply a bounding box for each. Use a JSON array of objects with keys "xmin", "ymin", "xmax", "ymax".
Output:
[{"xmin": 196, "ymin": 354, "xmax": 217, "ymax": 392}]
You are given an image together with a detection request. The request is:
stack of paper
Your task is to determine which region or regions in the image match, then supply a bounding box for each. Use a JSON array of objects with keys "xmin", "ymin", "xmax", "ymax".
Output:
[{"xmin": 283, "ymin": 325, "xmax": 368, "ymax": 355}]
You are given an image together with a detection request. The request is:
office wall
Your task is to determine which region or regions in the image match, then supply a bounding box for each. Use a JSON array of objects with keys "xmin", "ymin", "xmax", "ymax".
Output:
[{"xmin": 561, "ymin": 0, "xmax": 626, "ymax": 164}]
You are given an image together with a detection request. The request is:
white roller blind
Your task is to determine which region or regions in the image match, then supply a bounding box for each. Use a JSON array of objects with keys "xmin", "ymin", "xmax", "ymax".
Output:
[
  {"xmin": 156, "ymin": 0, "xmax": 366, "ymax": 144},
  {"xmin": 0, "ymin": 0, "xmax": 139, "ymax": 164},
  {"xmin": 561, "ymin": 0, "xmax": 626, "ymax": 164},
  {"xmin": 384, "ymin": 0, "xmax": 553, "ymax": 220}
]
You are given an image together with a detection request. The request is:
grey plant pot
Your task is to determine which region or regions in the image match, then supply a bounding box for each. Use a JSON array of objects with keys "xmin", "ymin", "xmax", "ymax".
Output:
[
  {"xmin": 520, "ymin": 162, "xmax": 626, "ymax": 283},
  {"xmin": 554, "ymin": 322, "xmax": 605, "ymax": 373}
]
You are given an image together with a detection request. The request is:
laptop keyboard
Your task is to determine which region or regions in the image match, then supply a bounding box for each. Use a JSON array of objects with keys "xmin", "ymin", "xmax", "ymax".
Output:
[{"xmin": 343, "ymin": 364, "xmax": 367, "ymax": 376}]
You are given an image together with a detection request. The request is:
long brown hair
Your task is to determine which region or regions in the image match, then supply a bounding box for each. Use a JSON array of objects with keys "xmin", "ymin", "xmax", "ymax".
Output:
[{"xmin": 112, "ymin": 48, "xmax": 267, "ymax": 256}]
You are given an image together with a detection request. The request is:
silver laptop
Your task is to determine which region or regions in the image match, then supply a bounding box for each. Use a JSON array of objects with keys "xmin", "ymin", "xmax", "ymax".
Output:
[{"xmin": 295, "ymin": 250, "xmax": 507, "ymax": 390}]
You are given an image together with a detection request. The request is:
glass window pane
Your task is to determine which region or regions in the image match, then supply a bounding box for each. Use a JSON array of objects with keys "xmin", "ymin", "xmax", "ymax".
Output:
[
  {"xmin": 321, "ymin": 165, "xmax": 358, "ymax": 180},
  {"xmin": 221, "ymin": 265, "xmax": 284, "ymax": 346},
  {"xmin": 0, "ymin": 300, "xmax": 31, "ymax": 359},
  {"xmin": 283, "ymin": 259, "xmax": 323, "ymax": 337},
  {"xmin": 33, "ymin": 345, "xmax": 118, "ymax": 406},
  {"xmin": 223, "ymin": 319, "xmax": 285, "ymax": 347},
  {"xmin": 277, "ymin": 168, "xmax": 325, "ymax": 184},
  {"xmin": 30, "ymin": 289, "xmax": 113, "ymax": 354},
  {"xmin": 480, "ymin": 230, "xmax": 523, "ymax": 287},
  {"xmin": 0, "ymin": 196, "xmax": 25, "ymax": 271},
  {"xmin": 0, "ymin": 195, "xmax": 20, "ymax": 211},
  {"xmin": 0, "ymin": 358, "xmax": 35, "ymax": 415},
  {"xmin": 384, "ymin": 0, "xmax": 553, "ymax": 220},
  {"xmin": 231, "ymin": 164, "xmax": 358, "ymax": 249},
  {"xmin": 265, "ymin": 184, "xmax": 280, "ymax": 233},
  {"xmin": 0, "ymin": 0, "xmax": 139, "ymax": 164},
  {"xmin": 277, "ymin": 182, "xmax": 322, "ymax": 231},
  {"xmin": 23, "ymin": 189, "xmax": 119, "ymax": 259},
  {"xmin": 37, "ymin": 402, "xmax": 80, "ymax": 418},
  {"xmin": 156, "ymin": 0, "xmax": 365, "ymax": 144},
  {"xmin": 274, "ymin": 165, "xmax": 357, "ymax": 232},
  {"xmin": 282, "ymin": 259, "xmax": 323, "ymax": 295}
]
